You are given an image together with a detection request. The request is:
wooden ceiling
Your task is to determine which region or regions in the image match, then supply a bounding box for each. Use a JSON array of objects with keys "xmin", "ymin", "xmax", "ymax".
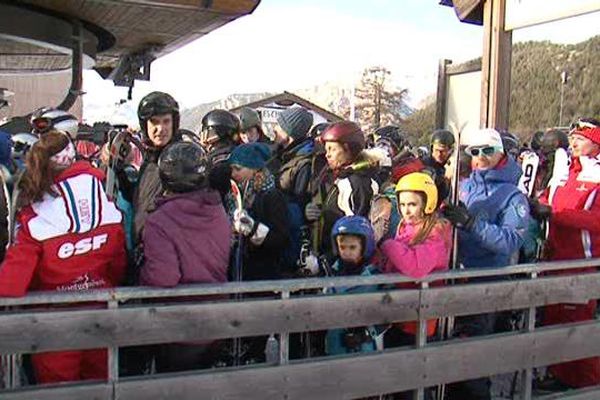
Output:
[{"xmin": 0, "ymin": 0, "xmax": 261, "ymax": 73}]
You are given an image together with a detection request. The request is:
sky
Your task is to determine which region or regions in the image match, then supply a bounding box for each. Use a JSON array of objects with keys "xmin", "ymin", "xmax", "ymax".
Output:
[{"xmin": 81, "ymin": 0, "xmax": 600, "ymax": 126}]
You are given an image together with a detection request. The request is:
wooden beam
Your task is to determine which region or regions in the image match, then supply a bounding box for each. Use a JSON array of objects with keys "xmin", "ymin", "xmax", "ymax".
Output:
[
  {"xmin": 0, "ymin": 273, "xmax": 598, "ymax": 355},
  {"xmin": 480, "ymin": 0, "xmax": 512, "ymax": 130},
  {"xmin": 3, "ymin": 321, "xmax": 600, "ymax": 400},
  {"xmin": 435, "ymin": 59, "xmax": 451, "ymax": 129},
  {"xmin": 0, "ymin": 290, "xmax": 420, "ymax": 354}
]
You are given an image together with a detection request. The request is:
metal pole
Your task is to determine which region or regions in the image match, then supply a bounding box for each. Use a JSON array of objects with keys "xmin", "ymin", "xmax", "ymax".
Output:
[{"xmin": 558, "ymin": 71, "xmax": 567, "ymax": 127}]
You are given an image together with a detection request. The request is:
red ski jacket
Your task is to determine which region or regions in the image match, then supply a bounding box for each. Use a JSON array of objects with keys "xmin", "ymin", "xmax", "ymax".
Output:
[
  {"xmin": 0, "ymin": 162, "xmax": 127, "ymax": 297},
  {"xmin": 541, "ymin": 155, "xmax": 600, "ymax": 265}
]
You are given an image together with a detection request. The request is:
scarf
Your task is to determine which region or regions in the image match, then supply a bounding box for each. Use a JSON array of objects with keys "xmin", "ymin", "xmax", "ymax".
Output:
[{"xmin": 226, "ymin": 168, "xmax": 276, "ymax": 219}]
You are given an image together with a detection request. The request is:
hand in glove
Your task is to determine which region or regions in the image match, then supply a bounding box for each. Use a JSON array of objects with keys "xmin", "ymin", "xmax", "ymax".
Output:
[
  {"xmin": 305, "ymin": 202, "xmax": 322, "ymax": 222},
  {"xmin": 528, "ymin": 198, "xmax": 552, "ymax": 220},
  {"xmin": 233, "ymin": 209, "xmax": 256, "ymax": 236},
  {"xmin": 442, "ymin": 203, "xmax": 474, "ymax": 230}
]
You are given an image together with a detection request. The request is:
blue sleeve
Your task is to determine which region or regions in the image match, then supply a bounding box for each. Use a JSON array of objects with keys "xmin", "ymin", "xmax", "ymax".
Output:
[{"xmin": 469, "ymin": 192, "xmax": 530, "ymax": 256}]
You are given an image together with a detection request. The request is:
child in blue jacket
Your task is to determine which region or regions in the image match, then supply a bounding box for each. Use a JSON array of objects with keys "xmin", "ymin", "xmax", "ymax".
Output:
[{"xmin": 325, "ymin": 216, "xmax": 382, "ymax": 355}]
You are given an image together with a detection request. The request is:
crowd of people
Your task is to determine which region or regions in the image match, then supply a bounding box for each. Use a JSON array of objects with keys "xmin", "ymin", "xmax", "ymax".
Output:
[{"xmin": 0, "ymin": 91, "xmax": 598, "ymax": 399}]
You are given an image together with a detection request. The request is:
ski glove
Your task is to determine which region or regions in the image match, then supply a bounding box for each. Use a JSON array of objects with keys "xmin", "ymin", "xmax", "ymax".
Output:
[
  {"xmin": 233, "ymin": 210, "xmax": 270, "ymax": 246},
  {"xmin": 442, "ymin": 203, "xmax": 474, "ymax": 230},
  {"xmin": 305, "ymin": 202, "xmax": 322, "ymax": 222},
  {"xmin": 528, "ymin": 198, "xmax": 552, "ymax": 220}
]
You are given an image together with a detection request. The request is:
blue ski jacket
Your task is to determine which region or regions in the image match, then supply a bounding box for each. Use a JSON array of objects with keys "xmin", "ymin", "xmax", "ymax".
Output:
[
  {"xmin": 325, "ymin": 264, "xmax": 381, "ymax": 355},
  {"xmin": 457, "ymin": 156, "xmax": 530, "ymax": 269}
]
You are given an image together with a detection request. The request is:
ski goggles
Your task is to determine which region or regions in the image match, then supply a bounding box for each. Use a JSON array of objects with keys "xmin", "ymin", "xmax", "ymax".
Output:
[
  {"xmin": 466, "ymin": 145, "xmax": 502, "ymax": 157},
  {"xmin": 31, "ymin": 115, "xmax": 75, "ymax": 134},
  {"xmin": 569, "ymin": 119, "xmax": 598, "ymax": 135}
]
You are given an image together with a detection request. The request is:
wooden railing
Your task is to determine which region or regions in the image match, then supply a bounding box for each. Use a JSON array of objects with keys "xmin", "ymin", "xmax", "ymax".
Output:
[{"xmin": 0, "ymin": 258, "xmax": 599, "ymax": 400}]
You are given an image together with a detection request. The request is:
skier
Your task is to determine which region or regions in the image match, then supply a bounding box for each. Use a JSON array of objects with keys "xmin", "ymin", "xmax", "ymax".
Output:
[
  {"xmin": 0, "ymin": 130, "xmax": 126, "ymax": 383},
  {"xmin": 371, "ymin": 125, "xmax": 407, "ymax": 185},
  {"xmin": 443, "ymin": 128, "xmax": 530, "ymax": 400},
  {"xmin": 532, "ymin": 124, "xmax": 600, "ymax": 390},
  {"xmin": 270, "ymin": 107, "xmax": 315, "ymax": 272},
  {"xmin": 200, "ymin": 109, "xmax": 241, "ymax": 202},
  {"xmin": 238, "ymin": 107, "xmax": 269, "ymax": 144},
  {"xmin": 229, "ymin": 142, "xmax": 290, "ymax": 281},
  {"xmin": 325, "ymin": 216, "xmax": 380, "ymax": 356},
  {"xmin": 377, "ymin": 172, "xmax": 451, "ymax": 400},
  {"xmin": 130, "ymin": 91, "xmax": 182, "ymax": 244},
  {"xmin": 421, "ymin": 129, "xmax": 455, "ymax": 205},
  {"xmin": 139, "ymin": 141, "xmax": 230, "ymax": 372},
  {"xmin": 305, "ymin": 121, "xmax": 378, "ymax": 261},
  {"xmin": 378, "ymin": 172, "xmax": 451, "ymax": 342}
]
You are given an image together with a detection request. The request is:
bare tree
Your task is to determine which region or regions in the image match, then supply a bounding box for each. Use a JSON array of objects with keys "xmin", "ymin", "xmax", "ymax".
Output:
[{"xmin": 355, "ymin": 66, "xmax": 409, "ymax": 133}]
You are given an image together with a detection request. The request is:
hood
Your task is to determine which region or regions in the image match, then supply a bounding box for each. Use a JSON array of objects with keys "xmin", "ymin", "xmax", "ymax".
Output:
[
  {"xmin": 154, "ymin": 189, "xmax": 225, "ymax": 228},
  {"xmin": 281, "ymin": 137, "xmax": 314, "ymax": 161},
  {"xmin": 470, "ymin": 155, "xmax": 522, "ymax": 186}
]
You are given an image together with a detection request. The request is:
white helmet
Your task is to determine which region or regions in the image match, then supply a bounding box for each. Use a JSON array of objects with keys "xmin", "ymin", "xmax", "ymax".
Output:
[
  {"xmin": 12, "ymin": 132, "xmax": 38, "ymax": 159},
  {"xmin": 31, "ymin": 108, "xmax": 79, "ymax": 139}
]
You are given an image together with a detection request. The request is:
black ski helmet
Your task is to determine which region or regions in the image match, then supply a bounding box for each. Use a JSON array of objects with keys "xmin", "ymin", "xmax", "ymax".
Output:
[
  {"xmin": 530, "ymin": 131, "xmax": 544, "ymax": 152},
  {"xmin": 374, "ymin": 125, "xmax": 406, "ymax": 152},
  {"xmin": 430, "ymin": 129, "xmax": 455, "ymax": 148},
  {"xmin": 542, "ymin": 129, "xmax": 569, "ymax": 153},
  {"xmin": 308, "ymin": 122, "xmax": 331, "ymax": 139},
  {"xmin": 137, "ymin": 91, "xmax": 180, "ymax": 139},
  {"xmin": 500, "ymin": 131, "xmax": 520, "ymax": 157},
  {"xmin": 200, "ymin": 109, "xmax": 241, "ymax": 142},
  {"xmin": 158, "ymin": 142, "xmax": 210, "ymax": 193}
]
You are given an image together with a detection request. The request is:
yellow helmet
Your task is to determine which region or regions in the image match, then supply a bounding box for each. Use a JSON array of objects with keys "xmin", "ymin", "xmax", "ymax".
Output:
[{"xmin": 395, "ymin": 172, "xmax": 438, "ymax": 214}]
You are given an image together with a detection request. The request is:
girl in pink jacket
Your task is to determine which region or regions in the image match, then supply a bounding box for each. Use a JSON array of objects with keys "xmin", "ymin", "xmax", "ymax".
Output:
[{"xmin": 378, "ymin": 172, "xmax": 452, "ymax": 342}]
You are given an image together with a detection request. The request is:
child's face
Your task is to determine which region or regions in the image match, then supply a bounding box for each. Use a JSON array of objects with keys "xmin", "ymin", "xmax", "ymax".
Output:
[
  {"xmin": 398, "ymin": 191, "xmax": 425, "ymax": 224},
  {"xmin": 336, "ymin": 235, "xmax": 363, "ymax": 265}
]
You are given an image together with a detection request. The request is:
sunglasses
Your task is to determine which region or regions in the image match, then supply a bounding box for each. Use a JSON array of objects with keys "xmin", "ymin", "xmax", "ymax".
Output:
[{"xmin": 467, "ymin": 146, "xmax": 501, "ymax": 157}]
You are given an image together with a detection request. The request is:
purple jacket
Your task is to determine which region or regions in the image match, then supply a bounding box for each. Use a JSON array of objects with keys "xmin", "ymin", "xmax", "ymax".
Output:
[{"xmin": 140, "ymin": 189, "xmax": 230, "ymax": 287}]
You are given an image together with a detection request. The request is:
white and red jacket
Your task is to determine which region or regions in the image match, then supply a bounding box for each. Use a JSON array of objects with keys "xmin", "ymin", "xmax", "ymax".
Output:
[
  {"xmin": 541, "ymin": 154, "xmax": 600, "ymax": 265},
  {"xmin": 0, "ymin": 162, "xmax": 127, "ymax": 297}
]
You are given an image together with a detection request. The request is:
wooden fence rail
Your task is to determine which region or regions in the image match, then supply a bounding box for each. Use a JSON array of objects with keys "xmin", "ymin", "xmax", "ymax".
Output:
[{"xmin": 0, "ymin": 258, "xmax": 598, "ymax": 399}]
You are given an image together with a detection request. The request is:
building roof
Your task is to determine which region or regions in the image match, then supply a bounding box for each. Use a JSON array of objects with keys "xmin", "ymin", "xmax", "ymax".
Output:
[{"xmin": 230, "ymin": 91, "xmax": 344, "ymax": 122}]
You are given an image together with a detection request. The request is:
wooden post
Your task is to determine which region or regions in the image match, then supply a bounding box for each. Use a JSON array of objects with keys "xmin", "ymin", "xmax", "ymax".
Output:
[
  {"xmin": 435, "ymin": 59, "xmax": 452, "ymax": 130},
  {"xmin": 480, "ymin": 0, "xmax": 512, "ymax": 130}
]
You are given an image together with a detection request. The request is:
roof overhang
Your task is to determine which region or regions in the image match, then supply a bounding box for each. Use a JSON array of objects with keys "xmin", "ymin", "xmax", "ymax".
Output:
[{"xmin": 0, "ymin": 0, "xmax": 261, "ymax": 82}]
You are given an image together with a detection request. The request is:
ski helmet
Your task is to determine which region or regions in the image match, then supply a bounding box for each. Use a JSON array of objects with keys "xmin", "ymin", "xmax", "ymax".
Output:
[
  {"xmin": 542, "ymin": 129, "xmax": 569, "ymax": 152},
  {"xmin": 374, "ymin": 125, "xmax": 406, "ymax": 152},
  {"xmin": 395, "ymin": 172, "xmax": 438, "ymax": 215},
  {"xmin": 430, "ymin": 129, "xmax": 455, "ymax": 148},
  {"xmin": 12, "ymin": 132, "xmax": 38, "ymax": 159},
  {"xmin": 500, "ymin": 131, "xmax": 520, "ymax": 157},
  {"xmin": 320, "ymin": 121, "xmax": 366, "ymax": 158},
  {"xmin": 31, "ymin": 108, "xmax": 79, "ymax": 139},
  {"xmin": 416, "ymin": 146, "xmax": 429, "ymax": 158},
  {"xmin": 530, "ymin": 131, "xmax": 544, "ymax": 152},
  {"xmin": 308, "ymin": 122, "xmax": 331, "ymax": 139},
  {"xmin": 201, "ymin": 109, "xmax": 241, "ymax": 142},
  {"xmin": 331, "ymin": 215, "xmax": 376, "ymax": 261},
  {"xmin": 137, "ymin": 91, "xmax": 180, "ymax": 138},
  {"xmin": 158, "ymin": 142, "xmax": 210, "ymax": 193},
  {"xmin": 238, "ymin": 107, "xmax": 261, "ymax": 132},
  {"xmin": 179, "ymin": 128, "xmax": 202, "ymax": 145}
]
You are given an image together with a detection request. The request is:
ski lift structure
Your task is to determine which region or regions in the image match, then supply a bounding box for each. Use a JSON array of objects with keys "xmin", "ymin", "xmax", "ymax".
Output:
[{"xmin": 0, "ymin": 0, "xmax": 261, "ymax": 112}]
